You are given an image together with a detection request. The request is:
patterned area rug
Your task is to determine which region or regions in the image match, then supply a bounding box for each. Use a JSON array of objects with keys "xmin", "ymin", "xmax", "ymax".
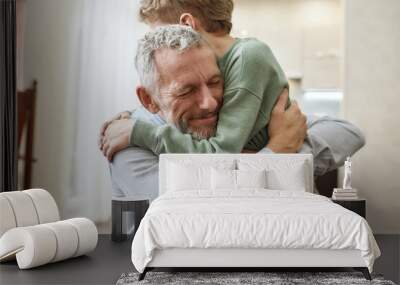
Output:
[{"xmin": 116, "ymin": 271, "xmax": 396, "ymax": 285}]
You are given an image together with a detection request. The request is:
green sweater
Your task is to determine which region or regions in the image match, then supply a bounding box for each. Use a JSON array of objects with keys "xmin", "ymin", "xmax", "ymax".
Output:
[{"xmin": 130, "ymin": 38, "xmax": 288, "ymax": 153}]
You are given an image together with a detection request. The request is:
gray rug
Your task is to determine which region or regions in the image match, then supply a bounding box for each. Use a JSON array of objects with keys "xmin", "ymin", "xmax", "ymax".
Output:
[{"xmin": 116, "ymin": 271, "xmax": 396, "ymax": 285}]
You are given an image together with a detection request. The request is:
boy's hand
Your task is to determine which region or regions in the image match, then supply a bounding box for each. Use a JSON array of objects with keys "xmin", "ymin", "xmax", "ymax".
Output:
[
  {"xmin": 100, "ymin": 118, "xmax": 134, "ymax": 161},
  {"xmin": 98, "ymin": 111, "xmax": 132, "ymax": 148},
  {"xmin": 266, "ymin": 89, "xmax": 307, "ymax": 153}
]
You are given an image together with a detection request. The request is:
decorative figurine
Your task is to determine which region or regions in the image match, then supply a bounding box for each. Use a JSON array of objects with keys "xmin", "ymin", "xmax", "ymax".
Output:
[{"xmin": 343, "ymin": 156, "xmax": 352, "ymax": 190}]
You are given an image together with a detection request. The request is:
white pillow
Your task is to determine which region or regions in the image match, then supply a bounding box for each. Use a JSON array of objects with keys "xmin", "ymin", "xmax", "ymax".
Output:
[
  {"xmin": 211, "ymin": 168, "xmax": 236, "ymax": 190},
  {"xmin": 167, "ymin": 159, "xmax": 235, "ymax": 192},
  {"xmin": 211, "ymin": 169, "xmax": 267, "ymax": 190},
  {"xmin": 266, "ymin": 166, "xmax": 306, "ymax": 191},
  {"xmin": 238, "ymin": 158, "xmax": 308, "ymax": 191},
  {"xmin": 168, "ymin": 163, "xmax": 210, "ymax": 191},
  {"xmin": 236, "ymin": 169, "xmax": 267, "ymax": 189}
]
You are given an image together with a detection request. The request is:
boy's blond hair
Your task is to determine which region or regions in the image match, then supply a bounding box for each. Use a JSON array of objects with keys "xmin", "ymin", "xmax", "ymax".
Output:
[{"xmin": 139, "ymin": 0, "xmax": 234, "ymax": 34}]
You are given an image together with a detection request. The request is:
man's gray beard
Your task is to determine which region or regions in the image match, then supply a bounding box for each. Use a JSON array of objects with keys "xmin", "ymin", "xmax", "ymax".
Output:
[
  {"xmin": 189, "ymin": 126, "xmax": 216, "ymax": 140},
  {"xmin": 176, "ymin": 119, "xmax": 216, "ymax": 140},
  {"xmin": 164, "ymin": 110, "xmax": 216, "ymax": 139}
]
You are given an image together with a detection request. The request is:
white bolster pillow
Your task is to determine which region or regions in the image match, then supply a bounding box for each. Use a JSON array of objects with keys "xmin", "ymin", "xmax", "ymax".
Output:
[
  {"xmin": 0, "ymin": 191, "xmax": 39, "ymax": 227},
  {"xmin": 42, "ymin": 221, "xmax": 79, "ymax": 262},
  {"xmin": 0, "ymin": 196, "xmax": 17, "ymax": 237},
  {"xmin": 64, "ymin": 218, "xmax": 98, "ymax": 257},
  {"xmin": 0, "ymin": 218, "xmax": 98, "ymax": 269},
  {"xmin": 23, "ymin": 189, "xmax": 60, "ymax": 223},
  {"xmin": 0, "ymin": 189, "xmax": 60, "ymax": 237}
]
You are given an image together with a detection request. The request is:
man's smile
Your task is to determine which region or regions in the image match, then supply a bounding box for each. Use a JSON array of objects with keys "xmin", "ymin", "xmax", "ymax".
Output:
[{"xmin": 189, "ymin": 114, "xmax": 218, "ymax": 127}]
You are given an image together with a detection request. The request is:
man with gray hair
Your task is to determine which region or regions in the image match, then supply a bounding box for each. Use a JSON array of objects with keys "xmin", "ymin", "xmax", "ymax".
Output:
[
  {"xmin": 132, "ymin": 25, "xmax": 221, "ymax": 140},
  {"xmin": 99, "ymin": 25, "xmax": 365, "ymax": 202},
  {"xmin": 135, "ymin": 25, "xmax": 203, "ymax": 98}
]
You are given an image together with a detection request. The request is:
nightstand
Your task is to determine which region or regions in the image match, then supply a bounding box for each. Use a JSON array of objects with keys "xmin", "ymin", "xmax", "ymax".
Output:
[
  {"xmin": 331, "ymin": 198, "xmax": 366, "ymax": 218},
  {"xmin": 111, "ymin": 196, "xmax": 149, "ymax": 242}
]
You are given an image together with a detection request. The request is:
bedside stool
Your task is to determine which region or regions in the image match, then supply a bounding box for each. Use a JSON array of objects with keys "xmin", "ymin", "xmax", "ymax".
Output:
[
  {"xmin": 112, "ymin": 196, "xmax": 149, "ymax": 242},
  {"xmin": 331, "ymin": 198, "xmax": 366, "ymax": 218}
]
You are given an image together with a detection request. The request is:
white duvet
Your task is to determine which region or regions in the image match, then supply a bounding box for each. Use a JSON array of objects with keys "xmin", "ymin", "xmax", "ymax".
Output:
[{"xmin": 131, "ymin": 190, "xmax": 380, "ymax": 273}]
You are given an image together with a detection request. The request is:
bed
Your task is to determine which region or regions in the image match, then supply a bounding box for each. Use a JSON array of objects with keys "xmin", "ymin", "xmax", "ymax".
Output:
[{"xmin": 131, "ymin": 154, "xmax": 380, "ymax": 280}]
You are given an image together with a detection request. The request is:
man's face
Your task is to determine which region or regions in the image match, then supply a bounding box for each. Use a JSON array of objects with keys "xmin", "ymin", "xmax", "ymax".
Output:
[{"xmin": 153, "ymin": 45, "xmax": 223, "ymax": 139}]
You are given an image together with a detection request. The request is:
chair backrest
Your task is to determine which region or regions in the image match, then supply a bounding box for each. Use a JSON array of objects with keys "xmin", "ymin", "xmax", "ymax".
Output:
[
  {"xmin": 159, "ymin": 153, "xmax": 314, "ymax": 195},
  {"xmin": 17, "ymin": 80, "xmax": 37, "ymax": 189},
  {"xmin": 0, "ymin": 189, "xmax": 60, "ymax": 238}
]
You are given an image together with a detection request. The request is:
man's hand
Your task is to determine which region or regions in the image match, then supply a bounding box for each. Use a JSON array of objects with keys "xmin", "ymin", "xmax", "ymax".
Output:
[
  {"xmin": 100, "ymin": 118, "xmax": 134, "ymax": 161},
  {"xmin": 98, "ymin": 111, "xmax": 132, "ymax": 148},
  {"xmin": 266, "ymin": 89, "xmax": 307, "ymax": 153}
]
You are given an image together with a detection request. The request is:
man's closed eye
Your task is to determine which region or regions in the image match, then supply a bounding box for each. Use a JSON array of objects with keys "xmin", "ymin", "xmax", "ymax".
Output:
[
  {"xmin": 177, "ymin": 88, "xmax": 195, "ymax": 97},
  {"xmin": 207, "ymin": 77, "xmax": 222, "ymax": 87}
]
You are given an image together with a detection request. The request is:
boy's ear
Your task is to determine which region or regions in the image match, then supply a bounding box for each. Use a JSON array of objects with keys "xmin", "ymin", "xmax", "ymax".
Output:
[
  {"xmin": 179, "ymin": 13, "xmax": 199, "ymax": 30},
  {"xmin": 136, "ymin": 86, "xmax": 160, "ymax": 114}
]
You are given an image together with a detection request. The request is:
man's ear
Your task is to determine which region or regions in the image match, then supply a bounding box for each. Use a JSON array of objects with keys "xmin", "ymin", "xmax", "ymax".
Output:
[
  {"xmin": 136, "ymin": 86, "xmax": 160, "ymax": 114},
  {"xmin": 179, "ymin": 13, "xmax": 199, "ymax": 30}
]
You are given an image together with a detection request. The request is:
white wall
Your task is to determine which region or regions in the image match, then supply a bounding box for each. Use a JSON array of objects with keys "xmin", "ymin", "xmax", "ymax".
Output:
[
  {"xmin": 232, "ymin": 0, "xmax": 341, "ymax": 88},
  {"xmin": 343, "ymin": 0, "xmax": 400, "ymax": 233}
]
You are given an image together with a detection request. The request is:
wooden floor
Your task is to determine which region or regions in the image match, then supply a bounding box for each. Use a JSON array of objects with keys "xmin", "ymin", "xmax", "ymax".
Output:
[
  {"xmin": 0, "ymin": 235, "xmax": 398, "ymax": 285},
  {"xmin": 0, "ymin": 235, "xmax": 133, "ymax": 285}
]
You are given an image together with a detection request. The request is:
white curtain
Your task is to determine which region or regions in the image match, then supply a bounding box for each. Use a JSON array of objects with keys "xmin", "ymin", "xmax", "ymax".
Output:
[
  {"xmin": 66, "ymin": 0, "xmax": 148, "ymax": 225},
  {"xmin": 23, "ymin": 0, "xmax": 148, "ymax": 232}
]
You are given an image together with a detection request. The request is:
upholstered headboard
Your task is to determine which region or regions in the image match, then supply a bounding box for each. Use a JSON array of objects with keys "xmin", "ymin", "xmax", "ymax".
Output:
[{"xmin": 159, "ymin": 154, "xmax": 313, "ymax": 195}]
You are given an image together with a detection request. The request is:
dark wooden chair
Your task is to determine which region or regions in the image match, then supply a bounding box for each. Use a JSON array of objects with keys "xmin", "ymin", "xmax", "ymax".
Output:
[{"xmin": 17, "ymin": 80, "xmax": 37, "ymax": 189}]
